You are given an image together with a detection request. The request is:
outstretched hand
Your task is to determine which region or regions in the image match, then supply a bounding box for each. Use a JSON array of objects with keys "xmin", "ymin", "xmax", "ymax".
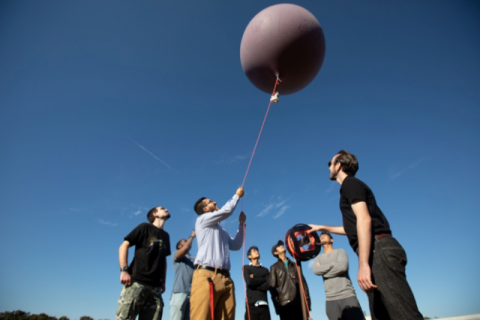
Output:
[
  {"xmin": 239, "ymin": 211, "xmax": 246, "ymax": 224},
  {"xmin": 308, "ymin": 224, "xmax": 322, "ymax": 232},
  {"xmin": 236, "ymin": 187, "xmax": 245, "ymax": 198}
]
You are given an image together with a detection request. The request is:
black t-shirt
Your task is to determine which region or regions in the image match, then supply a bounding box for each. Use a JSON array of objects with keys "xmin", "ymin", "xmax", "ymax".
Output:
[
  {"xmin": 125, "ymin": 223, "xmax": 171, "ymax": 287},
  {"xmin": 339, "ymin": 176, "xmax": 391, "ymax": 252}
]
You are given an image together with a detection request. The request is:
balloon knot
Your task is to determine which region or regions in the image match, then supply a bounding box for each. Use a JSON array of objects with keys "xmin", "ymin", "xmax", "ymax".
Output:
[{"xmin": 270, "ymin": 92, "xmax": 280, "ymax": 103}]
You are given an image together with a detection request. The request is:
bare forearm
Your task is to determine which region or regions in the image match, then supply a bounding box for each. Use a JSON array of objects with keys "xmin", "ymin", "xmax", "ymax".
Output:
[
  {"xmin": 119, "ymin": 242, "xmax": 129, "ymax": 268},
  {"xmin": 309, "ymin": 224, "xmax": 346, "ymax": 235},
  {"xmin": 357, "ymin": 214, "xmax": 372, "ymax": 266},
  {"xmin": 176, "ymin": 236, "xmax": 194, "ymax": 259}
]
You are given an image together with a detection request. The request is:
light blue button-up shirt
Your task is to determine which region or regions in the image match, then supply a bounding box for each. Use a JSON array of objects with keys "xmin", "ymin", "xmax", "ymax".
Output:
[{"xmin": 194, "ymin": 194, "xmax": 244, "ymax": 270}]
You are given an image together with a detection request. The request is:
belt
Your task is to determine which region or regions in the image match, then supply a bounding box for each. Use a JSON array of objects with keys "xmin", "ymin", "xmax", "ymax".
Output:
[
  {"xmin": 195, "ymin": 265, "xmax": 230, "ymax": 277},
  {"xmin": 375, "ymin": 233, "xmax": 391, "ymax": 239}
]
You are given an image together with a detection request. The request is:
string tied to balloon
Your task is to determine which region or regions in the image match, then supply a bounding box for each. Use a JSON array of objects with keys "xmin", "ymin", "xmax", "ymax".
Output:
[
  {"xmin": 241, "ymin": 77, "xmax": 279, "ymax": 320},
  {"xmin": 241, "ymin": 77, "xmax": 280, "ymax": 189}
]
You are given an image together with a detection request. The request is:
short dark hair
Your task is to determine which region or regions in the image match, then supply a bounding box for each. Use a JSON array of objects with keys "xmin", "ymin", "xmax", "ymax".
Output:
[
  {"xmin": 320, "ymin": 231, "xmax": 333, "ymax": 239},
  {"xmin": 147, "ymin": 207, "xmax": 159, "ymax": 224},
  {"xmin": 176, "ymin": 239, "xmax": 186, "ymax": 250},
  {"xmin": 247, "ymin": 246, "xmax": 259, "ymax": 259},
  {"xmin": 194, "ymin": 197, "xmax": 207, "ymax": 215},
  {"xmin": 336, "ymin": 150, "xmax": 359, "ymax": 176}
]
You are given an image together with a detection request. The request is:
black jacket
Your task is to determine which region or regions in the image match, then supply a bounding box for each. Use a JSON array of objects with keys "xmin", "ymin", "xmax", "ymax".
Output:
[
  {"xmin": 268, "ymin": 258, "xmax": 311, "ymax": 311},
  {"xmin": 243, "ymin": 264, "xmax": 271, "ymax": 307}
]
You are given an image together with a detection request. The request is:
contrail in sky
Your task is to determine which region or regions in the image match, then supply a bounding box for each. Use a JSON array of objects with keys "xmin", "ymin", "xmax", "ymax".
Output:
[{"xmin": 129, "ymin": 138, "xmax": 176, "ymax": 172}]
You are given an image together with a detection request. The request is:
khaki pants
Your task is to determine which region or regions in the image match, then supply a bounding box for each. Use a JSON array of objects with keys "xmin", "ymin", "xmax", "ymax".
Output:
[{"xmin": 189, "ymin": 269, "xmax": 235, "ymax": 320}]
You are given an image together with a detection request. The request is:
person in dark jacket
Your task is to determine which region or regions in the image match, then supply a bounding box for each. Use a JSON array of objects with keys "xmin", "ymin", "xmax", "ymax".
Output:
[
  {"xmin": 243, "ymin": 246, "xmax": 271, "ymax": 320},
  {"xmin": 267, "ymin": 240, "xmax": 311, "ymax": 320}
]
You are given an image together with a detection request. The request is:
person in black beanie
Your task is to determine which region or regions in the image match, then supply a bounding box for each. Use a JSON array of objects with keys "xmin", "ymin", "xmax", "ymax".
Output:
[{"xmin": 243, "ymin": 246, "xmax": 272, "ymax": 320}]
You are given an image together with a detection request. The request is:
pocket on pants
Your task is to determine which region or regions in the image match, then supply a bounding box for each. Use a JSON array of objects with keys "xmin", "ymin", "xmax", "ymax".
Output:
[
  {"xmin": 118, "ymin": 283, "xmax": 141, "ymax": 305},
  {"xmin": 385, "ymin": 247, "xmax": 407, "ymax": 272}
]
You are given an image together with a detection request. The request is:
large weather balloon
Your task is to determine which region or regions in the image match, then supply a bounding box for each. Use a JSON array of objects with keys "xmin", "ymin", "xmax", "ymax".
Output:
[{"xmin": 240, "ymin": 4, "xmax": 326, "ymax": 95}]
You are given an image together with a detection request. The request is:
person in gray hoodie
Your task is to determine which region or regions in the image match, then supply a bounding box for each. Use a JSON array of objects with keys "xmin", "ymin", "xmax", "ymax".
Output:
[{"xmin": 312, "ymin": 231, "xmax": 365, "ymax": 320}]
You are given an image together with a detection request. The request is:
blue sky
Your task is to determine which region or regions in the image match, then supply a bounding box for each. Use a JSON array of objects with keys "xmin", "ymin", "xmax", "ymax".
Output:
[{"xmin": 1, "ymin": 1, "xmax": 479, "ymax": 319}]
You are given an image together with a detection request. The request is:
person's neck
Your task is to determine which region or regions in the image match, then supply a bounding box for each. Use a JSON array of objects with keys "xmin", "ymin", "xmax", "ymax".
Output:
[
  {"xmin": 323, "ymin": 244, "xmax": 334, "ymax": 254},
  {"xmin": 279, "ymin": 253, "xmax": 288, "ymax": 262},
  {"xmin": 250, "ymin": 259, "xmax": 260, "ymax": 266},
  {"xmin": 337, "ymin": 172, "xmax": 348, "ymax": 185},
  {"xmin": 152, "ymin": 219, "xmax": 165, "ymax": 229}
]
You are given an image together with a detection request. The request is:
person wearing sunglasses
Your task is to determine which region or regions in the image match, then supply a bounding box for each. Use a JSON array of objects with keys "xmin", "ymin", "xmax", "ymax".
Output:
[
  {"xmin": 190, "ymin": 187, "xmax": 246, "ymax": 320},
  {"xmin": 309, "ymin": 150, "xmax": 423, "ymax": 320}
]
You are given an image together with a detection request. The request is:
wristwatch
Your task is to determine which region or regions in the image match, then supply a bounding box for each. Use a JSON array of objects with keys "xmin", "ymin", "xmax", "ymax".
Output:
[{"xmin": 120, "ymin": 266, "xmax": 129, "ymax": 272}]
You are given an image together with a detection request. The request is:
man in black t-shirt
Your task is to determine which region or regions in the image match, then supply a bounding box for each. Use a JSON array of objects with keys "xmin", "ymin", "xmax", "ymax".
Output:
[
  {"xmin": 309, "ymin": 150, "xmax": 423, "ymax": 320},
  {"xmin": 116, "ymin": 206, "xmax": 172, "ymax": 320}
]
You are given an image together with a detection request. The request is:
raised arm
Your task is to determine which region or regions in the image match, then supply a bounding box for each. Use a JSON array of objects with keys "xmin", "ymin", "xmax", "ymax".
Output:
[
  {"xmin": 308, "ymin": 224, "xmax": 346, "ymax": 235},
  {"xmin": 199, "ymin": 187, "xmax": 244, "ymax": 227},
  {"xmin": 229, "ymin": 212, "xmax": 246, "ymax": 251},
  {"xmin": 176, "ymin": 230, "xmax": 196, "ymax": 260},
  {"xmin": 323, "ymin": 249, "xmax": 349, "ymax": 278}
]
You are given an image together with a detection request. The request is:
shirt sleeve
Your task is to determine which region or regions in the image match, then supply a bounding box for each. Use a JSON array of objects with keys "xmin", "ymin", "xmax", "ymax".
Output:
[
  {"xmin": 172, "ymin": 250, "xmax": 178, "ymax": 262},
  {"xmin": 258, "ymin": 268, "xmax": 271, "ymax": 291},
  {"xmin": 243, "ymin": 266, "xmax": 267, "ymax": 288},
  {"xmin": 267, "ymin": 266, "xmax": 277, "ymax": 289},
  {"xmin": 164, "ymin": 232, "xmax": 171, "ymax": 257},
  {"xmin": 312, "ymin": 255, "xmax": 332, "ymax": 275},
  {"xmin": 124, "ymin": 223, "xmax": 145, "ymax": 245},
  {"xmin": 198, "ymin": 195, "xmax": 240, "ymax": 227},
  {"xmin": 323, "ymin": 249, "xmax": 349, "ymax": 279},
  {"xmin": 228, "ymin": 224, "xmax": 244, "ymax": 251},
  {"xmin": 343, "ymin": 178, "xmax": 368, "ymax": 204}
]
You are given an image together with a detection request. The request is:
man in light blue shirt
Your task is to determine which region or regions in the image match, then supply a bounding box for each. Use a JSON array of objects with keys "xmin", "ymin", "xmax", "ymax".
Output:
[
  {"xmin": 170, "ymin": 229, "xmax": 196, "ymax": 320},
  {"xmin": 190, "ymin": 187, "xmax": 246, "ymax": 320}
]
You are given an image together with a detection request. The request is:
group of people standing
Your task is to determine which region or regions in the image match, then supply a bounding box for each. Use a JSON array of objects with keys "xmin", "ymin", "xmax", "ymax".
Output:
[{"xmin": 115, "ymin": 150, "xmax": 424, "ymax": 320}]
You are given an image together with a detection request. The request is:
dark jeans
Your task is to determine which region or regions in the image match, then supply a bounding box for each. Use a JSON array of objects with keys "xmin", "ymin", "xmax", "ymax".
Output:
[
  {"xmin": 244, "ymin": 305, "xmax": 271, "ymax": 320},
  {"xmin": 278, "ymin": 302, "xmax": 302, "ymax": 320},
  {"xmin": 367, "ymin": 236, "xmax": 423, "ymax": 320}
]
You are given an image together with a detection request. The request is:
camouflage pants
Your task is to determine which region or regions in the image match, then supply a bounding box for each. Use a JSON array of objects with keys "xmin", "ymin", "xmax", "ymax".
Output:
[{"xmin": 116, "ymin": 282, "xmax": 164, "ymax": 320}]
